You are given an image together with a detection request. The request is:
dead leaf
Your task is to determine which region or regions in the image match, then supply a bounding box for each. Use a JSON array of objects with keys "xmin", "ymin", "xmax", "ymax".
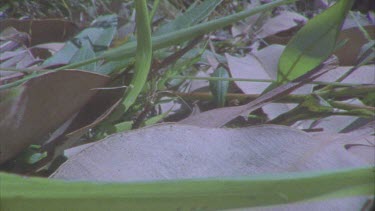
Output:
[
  {"xmin": 182, "ymin": 53, "xmax": 336, "ymax": 128},
  {"xmin": 256, "ymin": 11, "xmax": 307, "ymax": 39},
  {"xmin": 51, "ymin": 124, "xmax": 369, "ymax": 210},
  {"xmin": 316, "ymin": 65, "xmax": 375, "ymax": 84},
  {"xmin": 0, "ymin": 19, "xmax": 78, "ymax": 46},
  {"xmin": 52, "ymin": 124, "xmax": 368, "ymax": 181},
  {"xmin": 226, "ymin": 53, "xmax": 271, "ymax": 94},
  {"xmin": 0, "ymin": 70, "xmax": 109, "ymax": 164},
  {"xmin": 334, "ymin": 25, "xmax": 374, "ymax": 66}
]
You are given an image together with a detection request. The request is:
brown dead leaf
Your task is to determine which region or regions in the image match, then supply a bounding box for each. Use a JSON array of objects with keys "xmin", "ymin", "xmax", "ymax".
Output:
[
  {"xmin": 0, "ymin": 70, "xmax": 109, "ymax": 164},
  {"xmin": 0, "ymin": 19, "xmax": 78, "ymax": 46},
  {"xmin": 334, "ymin": 25, "xmax": 374, "ymax": 66}
]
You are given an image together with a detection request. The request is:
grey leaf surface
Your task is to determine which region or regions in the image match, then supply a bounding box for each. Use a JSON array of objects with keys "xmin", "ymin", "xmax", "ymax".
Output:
[
  {"xmin": 51, "ymin": 124, "xmax": 370, "ymax": 210},
  {"xmin": 52, "ymin": 124, "xmax": 367, "ymax": 182}
]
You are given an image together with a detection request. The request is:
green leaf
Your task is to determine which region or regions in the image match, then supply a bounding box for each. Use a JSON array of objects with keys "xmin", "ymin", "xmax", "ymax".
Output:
[
  {"xmin": 154, "ymin": 0, "xmax": 223, "ymax": 36},
  {"xmin": 278, "ymin": 0, "xmax": 355, "ymax": 83},
  {"xmin": 1, "ymin": 167, "xmax": 373, "ymax": 210},
  {"xmin": 69, "ymin": 39, "xmax": 96, "ymax": 71},
  {"xmin": 114, "ymin": 121, "xmax": 133, "ymax": 133},
  {"xmin": 121, "ymin": 0, "xmax": 152, "ymax": 111},
  {"xmin": 209, "ymin": 67, "xmax": 230, "ymax": 107},
  {"xmin": 96, "ymin": 58, "xmax": 134, "ymax": 75},
  {"xmin": 43, "ymin": 14, "xmax": 118, "ymax": 67},
  {"xmin": 144, "ymin": 112, "xmax": 169, "ymax": 126}
]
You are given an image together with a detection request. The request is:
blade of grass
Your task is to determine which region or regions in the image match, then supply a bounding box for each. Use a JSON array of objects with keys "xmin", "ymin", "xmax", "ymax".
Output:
[
  {"xmin": 1, "ymin": 167, "xmax": 373, "ymax": 210},
  {"xmin": 121, "ymin": 0, "xmax": 152, "ymax": 111},
  {"xmin": 209, "ymin": 67, "xmax": 230, "ymax": 107},
  {"xmin": 103, "ymin": 0, "xmax": 296, "ymax": 60}
]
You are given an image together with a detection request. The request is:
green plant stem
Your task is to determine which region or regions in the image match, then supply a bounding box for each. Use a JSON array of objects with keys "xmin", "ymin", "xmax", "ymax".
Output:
[
  {"xmin": 329, "ymin": 100, "xmax": 375, "ymax": 112},
  {"xmin": 169, "ymin": 75, "xmax": 363, "ymax": 87},
  {"xmin": 149, "ymin": 0, "xmax": 160, "ymax": 24},
  {"xmin": 171, "ymin": 85, "xmax": 375, "ymax": 108},
  {"xmin": 318, "ymin": 84, "xmax": 374, "ymax": 99},
  {"xmin": 102, "ymin": 0, "xmax": 296, "ymax": 60}
]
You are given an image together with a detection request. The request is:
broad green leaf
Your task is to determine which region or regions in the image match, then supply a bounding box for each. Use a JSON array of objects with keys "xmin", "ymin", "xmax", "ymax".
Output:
[
  {"xmin": 121, "ymin": 0, "xmax": 152, "ymax": 111},
  {"xmin": 154, "ymin": 0, "xmax": 223, "ymax": 36},
  {"xmin": 69, "ymin": 38, "xmax": 96, "ymax": 71},
  {"xmin": 278, "ymin": 0, "xmax": 355, "ymax": 83},
  {"xmin": 42, "ymin": 14, "xmax": 118, "ymax": 67},
  {"xmin": 209, "ymin": 67, "xmax": 230, "ymax": 107},
  {"xmin": 0, "ymin": 167, "xmax": 373, "ymax": 210}
]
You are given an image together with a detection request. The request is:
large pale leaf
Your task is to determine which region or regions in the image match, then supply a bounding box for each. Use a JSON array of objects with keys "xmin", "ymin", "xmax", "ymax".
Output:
[
  {"xmin": 48, "ymin": 124, "xmax": 372, "ymax": 210},
  {"xmin": 52, "ymin": 124, "xmax": 369, "ymax": 180}
]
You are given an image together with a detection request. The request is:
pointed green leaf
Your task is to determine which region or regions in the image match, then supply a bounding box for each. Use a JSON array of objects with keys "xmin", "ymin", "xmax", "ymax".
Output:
[
  {"xmin": 121, "ymin": 0, "xmax": 152, "ymax": 111},
  {"xmin": 278, "ymin": 0, "xmax": 355, "ymax": 83},
  {"xmin": 69, "ymin": 39, "xmax": 96, "ymax": 71}
]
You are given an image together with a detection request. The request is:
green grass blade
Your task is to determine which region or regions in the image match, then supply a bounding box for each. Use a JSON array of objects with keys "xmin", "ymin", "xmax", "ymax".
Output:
[
  {"xmin": 121, "ymin": 0, "xmax": 152, "ymax": 111},
  {"xmin": 1, "ymin": 167, "xmax": 373, "ymax": 210},
  {"xmin": 209, "ymin": 67, "xmax": 230, "ymax": 107},
  {"xmin": 277, "ymin": 0, "xmax": 355, "ymax": 83}
]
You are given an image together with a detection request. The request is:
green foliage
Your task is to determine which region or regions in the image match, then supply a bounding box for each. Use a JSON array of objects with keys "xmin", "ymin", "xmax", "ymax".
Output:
[
  {"xmin": 278, "ymin": 0, "xmax": 355, "ymax": 83},
  {"xmin": 1, "ymin": 167, "xmax": 373, "ymax": 210},
  {"xmin": 154, "ymin": 0, "xmax": 223, "ymax": 36},
  {"xmin": 121, "ymin": 0, "xmax": 152, "ymax": 112},
  {"xmin": 210, "ymin": 67, "xmax": 230, "ymax": 107}
]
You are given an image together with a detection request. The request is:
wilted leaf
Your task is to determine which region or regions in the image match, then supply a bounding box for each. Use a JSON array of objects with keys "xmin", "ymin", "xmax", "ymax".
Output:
[
  {"xmin": 317, "ymin": 65, "xmax": 375, "ymax": 84},
  {"xmin": 180, "ymin": 58, "xmax": 336, "ymax": 127},
  {"xmin": 50, "ymin": 124, "xmax": 371, "ymax": 210},
  {"xmin": 256, "ymin": 11, "xmax": 307, "ymax": 39},
  {"xmin": 334, "ymin": 25, "xmax": 375, "ymax": 66},
  {"xmin": 53, "ymin": 124, "xmax": 368, "ymax": 179},
  {"xmin": 0, "ymin": 70, "xmax": 109, "ymax": 164},
  {"xmin": 226, "ymin": 53, "xmax": 271, "ymax": 94},
  {"xmin": 0, "ymin": 19, "xmax": 78, "ymax": 46}
]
